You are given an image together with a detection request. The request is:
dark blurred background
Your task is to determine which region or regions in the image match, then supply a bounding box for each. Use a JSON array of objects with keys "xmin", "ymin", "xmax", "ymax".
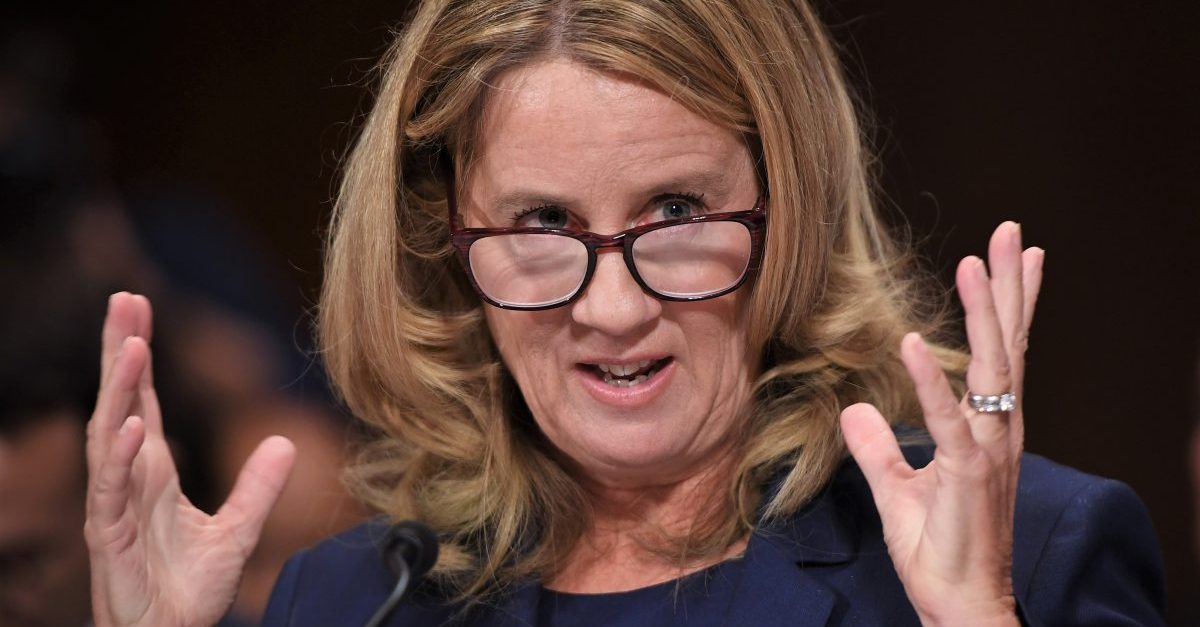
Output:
[{"xmin": 1, "ymin": 0, "xmax": 1196, "ymax": 624}]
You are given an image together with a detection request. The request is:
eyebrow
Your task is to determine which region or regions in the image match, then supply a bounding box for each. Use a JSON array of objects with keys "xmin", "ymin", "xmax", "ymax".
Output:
[{"xmin": 481, "ymin": 169, "xmax": 738, "ymax": 216}]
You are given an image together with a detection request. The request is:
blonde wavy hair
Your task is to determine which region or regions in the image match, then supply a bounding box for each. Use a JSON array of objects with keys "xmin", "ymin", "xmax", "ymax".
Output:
[{"xmin": 320, "ymin": 0, "xmax": 966, "ymax": 600}]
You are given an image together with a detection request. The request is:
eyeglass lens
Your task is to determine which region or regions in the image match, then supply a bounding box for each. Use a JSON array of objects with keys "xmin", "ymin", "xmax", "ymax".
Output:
[{"xmin": 467, "ymin": 221, "xmax": 753, "ymax": 307}]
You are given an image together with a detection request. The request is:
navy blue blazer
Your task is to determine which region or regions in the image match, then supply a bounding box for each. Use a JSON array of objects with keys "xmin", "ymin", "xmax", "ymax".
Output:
[{"xmin": 262, "ymin": 448, "xmax": 1166, "ymax": 626}]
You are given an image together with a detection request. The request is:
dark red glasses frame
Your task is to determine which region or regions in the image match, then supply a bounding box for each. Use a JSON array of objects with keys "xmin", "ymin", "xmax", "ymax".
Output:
[{"xmin": 446, "ymin": 174, "xmax": 768, "ymax": 311}]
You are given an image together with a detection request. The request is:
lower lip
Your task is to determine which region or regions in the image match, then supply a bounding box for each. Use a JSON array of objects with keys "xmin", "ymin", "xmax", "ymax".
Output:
[{"xmin": 575, "ymin": 359, "xmax": 675, "ymax": 408}]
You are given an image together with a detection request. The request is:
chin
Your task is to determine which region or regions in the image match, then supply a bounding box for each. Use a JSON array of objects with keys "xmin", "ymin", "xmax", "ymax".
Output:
[
  {"xmin": 557, "ymin": 425, "xmax": 707, "ymax": 485},
  {"xmin": 532, "ymin": 383, "xmax": 735, "ymax": 485}
]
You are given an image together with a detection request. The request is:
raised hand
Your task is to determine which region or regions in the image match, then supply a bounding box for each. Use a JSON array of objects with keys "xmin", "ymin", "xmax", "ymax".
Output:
[
  {"xmin": 84, "ymin": 293, "xmax": 297, "ymax": 627},
  {"xmin": 840, "ymin": 222, "xmax": 1044, "ymax": 626}
]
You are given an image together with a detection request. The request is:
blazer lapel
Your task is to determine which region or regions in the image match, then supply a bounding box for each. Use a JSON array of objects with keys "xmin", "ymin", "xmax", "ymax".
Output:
[
  {"xmin": 726, "ymin": 530, "xmax": 837, "ymax": 627},
  {"xmin": 480, "ymin": 478, "xmax": 860, "ymax": 627},
  {"xmin": 725, "ymin": 477, "xmax": 861, "ymax": 627}
]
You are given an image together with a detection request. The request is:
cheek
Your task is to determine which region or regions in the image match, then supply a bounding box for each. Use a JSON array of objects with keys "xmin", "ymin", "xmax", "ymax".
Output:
[
  {"xmin": 698, "ymin": 325, "xmax": 753, "ymax": 402},
  {"xmin": 674, "ymin": 300, "xmax": 758, "ymax": 422},
  {"xmin": 484, "ymin": 309, "xmax": 565, "ymax": 383},
  {"xmin": 676, "ymin": 298, "xmax": 752, "ymax": 365}
]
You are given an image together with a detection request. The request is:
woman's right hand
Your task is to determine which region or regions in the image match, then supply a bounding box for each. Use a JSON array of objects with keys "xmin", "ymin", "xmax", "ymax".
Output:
[{"xmin": 84, "ymin": 293, "xmax": 296, "ymax": 627}]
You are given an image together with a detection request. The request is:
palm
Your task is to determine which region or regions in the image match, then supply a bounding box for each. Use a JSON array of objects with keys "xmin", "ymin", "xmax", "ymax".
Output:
[
  {"xmin": 102, "ymin": 445, "xmax": 224, "ymax": 625},
  {"xmin": 875, "ymin": 464, "xmax": 937, "ymax": 564},
  {"xmin": 881, "ymin": 457, "xmax": 1014, "ymax": 598},
  {"xmin": 85, "ymin": 293, "xmax": 295, "ymax": 627}
]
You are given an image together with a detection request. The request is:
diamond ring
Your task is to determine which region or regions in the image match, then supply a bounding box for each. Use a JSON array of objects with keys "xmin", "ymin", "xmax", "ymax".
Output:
[{"xmin": 967, "ymin": 392, "xmax": 1016, "ymax": 413}]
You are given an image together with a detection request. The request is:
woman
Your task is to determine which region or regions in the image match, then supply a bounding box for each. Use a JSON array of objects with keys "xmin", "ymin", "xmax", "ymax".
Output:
[{"xmin": 84, "ymin": 1, "xmax": 1165, "ymax": 625}]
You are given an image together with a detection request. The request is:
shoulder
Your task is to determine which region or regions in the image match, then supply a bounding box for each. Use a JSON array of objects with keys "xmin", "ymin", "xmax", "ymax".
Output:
[
  {"xmin": 261, "ymin": 518, "xmax": 399, "ymax": 627},
  {"xmin": 262, "ymin": 519, "xmax": 471, "ymax": 626},
  {"xmin": 819, "ymin": 440, "xmax": 1136, "ymax": 537},
  {"xmin": 829, "ymin": 441, "xmax": 1166, "ymax": 626},
  {"xmin": 888, "ymin": 442, "xmax": 1162, "ymax": 572},
  {"xmin": 263, "ymin": 520, "xmax": 538, "ymax": 627},
  {"xmin": 1007, "ymin": 453, "xmax": 1166, "ymax": 626}
]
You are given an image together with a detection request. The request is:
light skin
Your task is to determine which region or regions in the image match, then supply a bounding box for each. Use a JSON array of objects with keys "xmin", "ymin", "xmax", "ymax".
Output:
[
  {"xmin": 84, "ymin": 294, "xmax": 295, "ymax": 627},
  {"xmin": 465, "ymin": 60, "xmax": 761, "ymax": 591},
  {"xmin": 842, "ymin": 227, "xmax": 1044, "ymax": 626},
  {"xmin": 84, "ymin": 59, "xmax": 1043, "ymax": 626}
]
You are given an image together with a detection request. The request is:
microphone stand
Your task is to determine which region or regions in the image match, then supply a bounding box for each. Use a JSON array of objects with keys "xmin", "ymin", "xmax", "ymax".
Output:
[{"xmin": 363, "ymin": 558, "xmax": 412, "ymax": 627}]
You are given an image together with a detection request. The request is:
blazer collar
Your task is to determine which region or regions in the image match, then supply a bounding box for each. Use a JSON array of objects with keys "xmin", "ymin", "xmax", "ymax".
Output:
[
  {"xmin": 723, "ymin": 528, "xmax": 838, "ymax": 627},
  {"xmin": 755, "ymin": 472, "xmax": 860, "ymax": 566},
  {"xmin": 481, "ymin": 475, "xmax": 858, "ymax": 627},
  {"xmin": 719, "ymin": 476, "xmax": 860, "ymax": 627}
]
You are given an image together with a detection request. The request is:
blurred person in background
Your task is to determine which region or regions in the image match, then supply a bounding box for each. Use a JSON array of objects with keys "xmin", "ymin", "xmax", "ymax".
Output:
[
  {"xmin": 0, "ymin": 25, "xmax": 112, "ymax": 624},
  {"xmin": 115, "ymin": 200, "xmax": 368, "ymax": 619},
  {"xmin": 0, "ymin": 23, "xmax": 362, "ymax": 625},
  {"xmin": 0, "ymin": 409, "xmax": 92, "ymax": 627},
  {"xmin": 0, "ymin": 226, "xmax": 102, "ymax": 627}
]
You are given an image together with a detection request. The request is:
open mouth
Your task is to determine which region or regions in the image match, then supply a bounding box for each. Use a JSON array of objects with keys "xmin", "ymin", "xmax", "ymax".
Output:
[{"xmin": 583, "ymin": 357, "xmax": 672, "ymax": 387}]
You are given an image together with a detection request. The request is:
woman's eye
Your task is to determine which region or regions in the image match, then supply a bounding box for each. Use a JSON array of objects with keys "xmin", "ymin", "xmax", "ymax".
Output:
[
  {"xmin": 516, "ymin": 206, "xmax": 569, "ymax": 229},
  {"xmin": 650, "ymin": 197, "xmax": 700, "ymax": 223}
]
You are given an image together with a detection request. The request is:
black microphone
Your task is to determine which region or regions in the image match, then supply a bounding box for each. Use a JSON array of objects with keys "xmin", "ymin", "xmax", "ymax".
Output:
[{"xmin": 363, "ymin": 521, "xmax": 440, "ymax": 627}]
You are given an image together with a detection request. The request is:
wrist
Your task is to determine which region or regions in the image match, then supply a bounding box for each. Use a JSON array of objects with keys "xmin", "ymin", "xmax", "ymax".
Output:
[{"xmin": 915, "ymin": 595, "xmax": 1019, "ymax": 627}]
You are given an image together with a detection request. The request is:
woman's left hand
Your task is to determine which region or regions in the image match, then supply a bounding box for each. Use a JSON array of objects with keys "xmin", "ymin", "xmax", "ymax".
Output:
[{"xmin": 840, "ymin": 222, "xmax": 1044, "ymax": 626}]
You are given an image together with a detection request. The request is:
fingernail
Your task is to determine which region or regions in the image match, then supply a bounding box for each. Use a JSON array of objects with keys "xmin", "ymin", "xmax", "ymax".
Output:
[{"xmin": 118, "ymin": 416, "xmax": 132, "ymax": 436}]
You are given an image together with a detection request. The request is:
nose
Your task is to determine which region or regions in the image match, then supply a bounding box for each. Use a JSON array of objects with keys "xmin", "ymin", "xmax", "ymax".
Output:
[{"xmin": 570, "ymin": 249, "xmax": 661, "ymax": 336}]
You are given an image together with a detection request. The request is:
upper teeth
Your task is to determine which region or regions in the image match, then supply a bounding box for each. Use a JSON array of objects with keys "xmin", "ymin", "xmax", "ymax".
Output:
[{"xmin": 597, "ymin": 360, "xmax": 653, "ymax": 377}]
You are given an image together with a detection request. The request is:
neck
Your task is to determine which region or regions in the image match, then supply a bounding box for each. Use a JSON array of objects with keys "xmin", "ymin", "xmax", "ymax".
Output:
[{"xmin": 546, "ymin": 443, "xmax": 748, "ymax": 593}]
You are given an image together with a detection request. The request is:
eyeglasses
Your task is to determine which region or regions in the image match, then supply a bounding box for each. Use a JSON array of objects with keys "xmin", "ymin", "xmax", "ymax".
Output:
[{"xmin": 447, "ymin": 178, "xmax": 767, "ymax": 311}]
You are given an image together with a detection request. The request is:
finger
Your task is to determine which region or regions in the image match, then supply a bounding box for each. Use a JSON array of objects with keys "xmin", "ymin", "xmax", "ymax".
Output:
[
  {"xmin": 99, "ymin": 293, "xmax": 139, "ymax": 387},
  {"xmin": 1020, "ymin": 248, "xmax": 1044, "ymax": 335},
  {"xmin": 957, "ymin": 256, "xmax": 1013, "ymax": 448},
  {"xmin": 900, "ymin": 332, "xmax": 977, "ymax": 460},
  {"xmin": 132, "ymin": 336, "xmax": 165, "ymax": 438},
  {"xmin": 93, "ymin": 293, "xmax": 134, "ymax": 467},
  {"xmin": 87, "ymin": 415, "xmax": 146, "ymax": 532},
  {"xmin": 841, "ymin": 402, "xmax": 912, "ymax": 501},
  {"xmin": 99, "ymin": 293, "xmax": 152, "ymax": 385},
  {"xmin": 958, "ymin": 256, "xmax": 1011, "ymax": 396},
  {"xmin": 1003, "ymin": 248, "xmax": 1043, "ymax": 459},
  {"xmin": 216, "ymin": 436, "xmax": 297, "ymax": 557},
  {"xmin": 88, "ymin": 337, "xmax": 149, "ymax": 473},
  {"xmin": 987, "ymin": 222, "xmax": 1025, "ymax": 363},
  {"xmin": 131, "ymin": 294, "xmax": 154, "ymax": 343}
]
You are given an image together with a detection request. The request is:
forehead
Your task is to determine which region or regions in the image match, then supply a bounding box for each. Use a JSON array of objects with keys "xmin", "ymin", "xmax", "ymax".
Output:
[{"xmin": 466, "ymin": 59, "xmax": 751, "ymax": 202}]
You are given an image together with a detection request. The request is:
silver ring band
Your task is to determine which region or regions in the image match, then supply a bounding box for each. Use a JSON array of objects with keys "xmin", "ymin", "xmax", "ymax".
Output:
[{"xmin": 967, "ymin": 392, "xmax": 1016, "ymax": 413}]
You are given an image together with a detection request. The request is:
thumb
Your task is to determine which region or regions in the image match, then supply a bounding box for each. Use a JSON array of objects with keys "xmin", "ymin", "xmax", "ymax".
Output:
[
  {"xmin": 840, "ymin": 403, "xmax": 909, "ymax": 497},
  {"xmin": 216, "ymin": 435, "xmax": 297, "ymax": 556}
]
